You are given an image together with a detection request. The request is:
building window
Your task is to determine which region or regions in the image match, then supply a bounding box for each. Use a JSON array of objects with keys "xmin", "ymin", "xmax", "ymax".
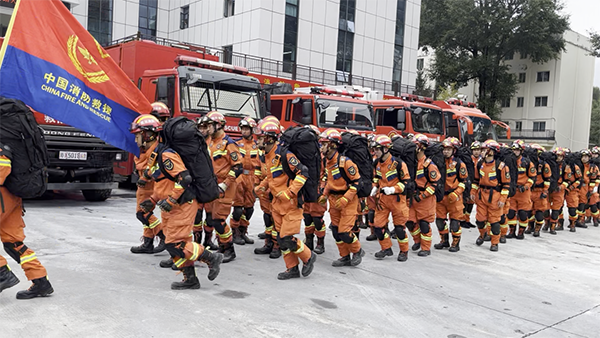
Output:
[
  {"xmin": 534, "ymin": 96, "xmax": 548, "ymax": 107},
  {"xmin": 88, "ymin": 0, "xmax": 113, "ymax": 46},
  {"xmin": 518, "ymin": 73, "xmax": 526, "ymax": 83},
  {"xmin": 62, "ymin": 1, "xmax": 71, "ymax": 10},
  {"xmin": 223, "ymin": 0, "xmax": 235, "ymax": 17},
  {"xmin": 517, "ymin": 97, "xmax": 524, "ymax": 107},
  {"xmin": 392, "ymin": 0, "xmax": 407, "ymax": 84},
  {"xmin": 180, "ymin": 5, "xmax": 189, "ymax": 29},
  {"xmin": 515, "ymin": 121, "xmax": 522, "ymax": 131},
  {"xmin": 500, "ymin": 98, "xmax": 510, "ymax": 108},
  {"xmin": 336, "ymin": 0, "xmax": 356, "ymax": 80},
  {"xmin": 533, "ymin": 121, "xmax": 546, "ymax": 131},
  {"xmin": 520, "ymin": 52, "xmax": 527, "ymax": 59},
  {"xmin": 537, "ymin": 71, "xmax": 550, "ymax": 82},
  {"xmin": 416, "ymin": 58, "xmax": 424, "ymax": 71},
  {"xmin": 222, "ymin": 45, "xmax": 233, "ymax": 64},
  {"xmin": 504, "ymin": 52, "xmax": 513, "ymax": 60},
  {"xmin": 283, "ymin": 0, "xmax": 298, "ymax": 73},
  {"xmin": 139, "ymin": 0, "xmax": 157, "ymax": 38}
]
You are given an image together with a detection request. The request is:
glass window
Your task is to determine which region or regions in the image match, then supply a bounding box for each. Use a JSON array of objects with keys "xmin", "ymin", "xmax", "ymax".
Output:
[
  {"xmin": 283, "ymin": 0, "xmax": 299, "ymax": 73},
  {"xmin": 222, "ymin": 45, "xmax": 233, "ymax": 64},
  {"xmin": 180, "ymin": 5, "xmax": 189, "ymax": 29},
  {"xmin": 500, "ymin": 98, "xmax": 510, "ymax": 108},
  {"xmin": 392, "ymin": 1, "xmax": 407, "ymax": 87},
  {"xmin": 517, "ymin": 97, "xmax": 524, "ymax": 107},
  {"xmin": 518, "ymin": 73, "xmax": 526, "ymax": 83},
  {"xmin": 411, "ymin": 108, "xmax": 442, "ymax": 134},
  {"xmin": 515, "ymin": 121, "xmax": 522, "ymax": 131},
  {"xmin": 224, "ymin": 0, "xmax": 235, "ymax": 17},
  {"xmin": 376, "ymin": 108, "xmax": 403, "ymax": 128},
  {"xmin": 533, "ymin": 121, "xmax": 546, "ymax": 131},
  {"xmin": 534, "ymin": 96, "xmax": 548, "ymax": 107},
  {"xmin": 416, "ymin": 58, "xmax": 424, "ymax": 71},
  {"xmin": 181, "ymin": 81, "xmax": 260, "ymax": 119},
  {"xmin": 317, "ymin": 99, "xmax": 373, "ymax": 130},
  {"xmin": 88, "ymin": 0, "xmax": 113, "ymax": 46},
  {"xmin": 537, "ymin": 71, "xmax": 550, "ymax": 82},
  {"xmin": 336, "ymin": 0, "xmax": 356, "ymax": 76},
  {"xmin": 270, "ymin": 100, "xmax": 283, "ymax": 120}
]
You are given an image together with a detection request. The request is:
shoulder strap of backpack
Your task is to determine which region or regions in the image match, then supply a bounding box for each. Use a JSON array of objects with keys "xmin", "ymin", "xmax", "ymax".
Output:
[
  {"xmin": 337, "ymin": 155, "xmax": 358, "ymax": 186},
  {"xmin": 156, "ymin": 147, "xmax": 175, "ymax": 182}
]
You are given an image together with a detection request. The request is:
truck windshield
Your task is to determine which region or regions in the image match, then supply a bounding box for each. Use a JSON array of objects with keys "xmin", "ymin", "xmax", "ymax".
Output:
[
  {"xmin": 316, "ymin": 98, "xmax": 374, "ymax": 130},
  {"xmin": 411, "ymin": 107, "xmax": 443, "ymax": 135},
  {"xmin": 460, "ymin": 116, "xmax": 497, "ymax": 145},
  {"xmin": 181, "ymin": 82, "xmax": 260, "ymax": 119}
]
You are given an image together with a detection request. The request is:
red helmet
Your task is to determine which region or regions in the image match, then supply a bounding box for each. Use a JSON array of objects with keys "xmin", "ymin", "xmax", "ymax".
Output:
[
  {"xmin": 130, "ymin": 114, "xmax": 161, "ymax": 134},
  {"xmin": 374, "ymin": 135, "xmax": 392, "ymax": 148},
  {"xmin": 258, "ymin": 119, "xmax": 281, "ymax": 138},
  {"xmin": 530, "ymin": 143, "xmax": 544, "ymax": 152},
  {"xmin": 150, "ymin": 102, "xmax": 170, "ymax": 118},
  {"xmin": 306, "ymin": 125, "xmax": 321, "ymax": 135},
  {"xmin": 319, "ymin": 128, "xmax": 342, "ymax": 144},
  {"xmin": 592, "ymin": 146, "xmax": 600, "ymax": 155},
  {"xmin": 412, "ymin": 134, "xmax": 429, "ymax": 147},
  {"xmin": 345, "ymin": 129, "xmax": 360, "ymax": 136},
  {"xmin": 511, "ymin": 139, "xmax": 526, "ymax": 151},
  {"xmin": 206, "ymin": 111, "xmax": 226, "ymax": 125},
  {"xmin": 239, "ymin": 116, "xmax": 257, "ymax": 129},
  {"xmin": 470, "ymin": 141, "xmax": 481, "ymax": 150},
  {"xmin": 442, "ymin": 137, "xmax": 456, "ymax": 149},
  {"xmin": 553, "ymin": 147, "xmax": 566, "ymax": 156},
  {"xmin": 482, "ymin": 139, "xmax": 500, "ymax": 152},
  {"xmin": 196, "ymin": 115, "xmax": 210, "ymax": 126},
  {"xmin": 262, "ymin": 115, "xmax": 280, "ymax": 124}
]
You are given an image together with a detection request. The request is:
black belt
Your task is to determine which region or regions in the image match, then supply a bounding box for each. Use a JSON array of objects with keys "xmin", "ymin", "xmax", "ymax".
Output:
[
  {"xmin": 330, "ymin": 189, "xmax": 348, "ymax": 195},
  {"xmin": 444, "ymin": 188, "xmax": 456, "ymax": 196}
]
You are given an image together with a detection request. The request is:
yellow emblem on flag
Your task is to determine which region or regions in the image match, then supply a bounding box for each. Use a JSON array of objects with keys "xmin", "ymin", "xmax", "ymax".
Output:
[{"xmin": 67, "ymin": 35, "xmax": 109, "ymax": 84}]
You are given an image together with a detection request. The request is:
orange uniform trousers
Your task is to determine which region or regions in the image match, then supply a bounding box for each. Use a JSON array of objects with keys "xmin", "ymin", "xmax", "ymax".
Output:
[
  {"xmin": 231, "ymin": 174, "xmax": 256, "ymax": 229},
  {"xmin": 304, "ymin": 201, "xmax": 327, "ymax": 238},
  {"xmin": 163, "ymin": 200, "xmax": 207, "ymax": 269},
  {"xmin": 408, "ymin": 195, "xmax": 435, "ymax": 251},
  {"xmin": 0, "ymin": 188, "xmax": 47, "ymax": 280},
  {"xmin": 328, "ymin": 194, "xmax": 361, "ymax": 257},
  {"xmin": 374, "ymin": 194, "xmax": 409, "ymax": 252},
  {"xmin": 272, "ymin": 207, "xmax": 311, "ymax": 269},
  {"xmin": 136, "ymin": 184, "xmax": 163, "ymax": 238},
  {"xmin": 531, "ymin": 188, "xmax": 549, "ymax": 211},
  {"xmin": 205, "ymin": 182, "xmax": 236, "ymax": 244},
  {"xmin": 475, "ymin": 188, "xmax": 504, "ymax": 245}
]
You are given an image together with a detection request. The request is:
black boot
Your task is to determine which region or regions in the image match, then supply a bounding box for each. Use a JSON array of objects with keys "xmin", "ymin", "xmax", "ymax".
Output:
[
  {"xmin": 524, "ymin": 223, "xmax": 533, "ymax": 234},
  {"xmin": 506, "ymin": 226, "xmax": 517, "ymax": 238},
  {"xmin": 332, "ymin": 255, "xmax": 351, "ymax": 267},
  {"xmin": 258, "ymin": 232, "xmax": 268, "ymax": 240},
  {"xmin": 585, "ymin": 216, "xmax": 592, "ymax": 224},
  {"xmin": 159, "ymin": 258, "xmax": 174, "ymax": 268},
  {"xmin": 556, "ymin": 219, "xmax": 565, "ymax": 231},
  {"xmin": 594, "ymin": 218, "xmax": 599, "ymax": 227},
  {"xmin": 153, "ymin": 231, "xmax": 166, "ymax": 253},
  {"xmin": 199, "ymin": 250, "xmax": 224, "ymax": 281},
  {"xmin": 314, "ymin": 236, "xmax": 325, "ymax": 254},
  {"xmin": 490, "ymin": 244, "xmax": 499, "ymax": 252},
  {"xmin": 397, "ymin": 251, "xmax": 408, "ymax": 262},
  {"xmin": 16, "ymin": 277, "xmax": 53, "ymax": 299},
  {"xmin": 277, "ymin": 265, "xmax": 300, "ymax": 280},
  {"xmin": 433, "ymin": 234, "xmax": 450, "ymax": 250},
  {"xmin": 448, "ymin": 236, "xmax": 461, "ymax": 252},
  {"xmin": 483, "ymin": 233, "xmax": 491, "ymax": 242},
  {"xmin": 576, "ymin": 220, "xmax": 588, "ymax": 228},
  {"xmin": 476, "ymin": 236, "xmax": 484, "ymax": 246},
  {"xmin": 171, "ymin": 266, "xmax": 200, "ymax": 290},
  {"xmin": 305, "ymin": 234, "xmax": 315, "ymax": 251},
  {"xmin": 374, "ymin": 248, "xmax": 393, "ymax": 259},
  {"xmin": 366, "ymin": 233, "xmax": 377, "ymax": 241},
  {"xmin": 460, "ymin": 221, "xmax": 470, "ymax": 229},
  {"xmin": 350, "ymin": 248, "xmax": 365, "ymax": 266},
  {"xmin": 232, "ymin": 227, "xmax": 245, "ymax": 246},
  {"xmin": 130, "ymin": 236, "xmax": 154, "ymax": 254},
  {"xmin": 221, "ymin": 243, "xmax": 236, "ymax": 263},
  {"xmin": 417, "ymin": 250, "xmax": 431, "ymax": 257},
  {"xmin": 542, "ymin": 220, "xmax": 550, "ymax": 231},
  {"xmin": 0, "ymin": 265, "xmax": 20, "ymax": 293},
  {"xmin": 499, "ymin": 235, "xmax": 507, "ymax": 244},
  {"xmin": 239, "ymin": 226, "xmax": 254, "ymax": 244},
  {"xmin": 269, "ymin": 245, "xmax": 282, "ymax": 259},
  {"xmin": 202, "ymin": 231, "xmax": 219, "ymax": 251},
  {"xmin": 254, "ymin": 238, "xmax": 274, "ymax": 255},
  {"xmin": 549, "ymin": 223, "xmax": 557, "ymax": 235},
  {"xmin": 533, "ymin": 224, "xmax": 542, "ymax": 237},
  {"xmin": 411, "ymin": 242, "xmax": 421, "ymax": 251},
  {"xmin": 301, "ymin": 251, "xmax": 317, "ymax": 277},
  {"xmin": 516, "ymin": 227, "xmax": 525, "ymax": 239}
]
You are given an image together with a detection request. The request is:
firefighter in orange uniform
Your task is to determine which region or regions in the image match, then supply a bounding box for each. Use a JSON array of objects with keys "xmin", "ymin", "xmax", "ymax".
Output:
[
  {"xmin": 589, "ymin": 147, "xmax": 600, "ymax": 227},
  {"xmin": 130, "ymin": 113, "xmax": 166, "ymax": 255},
  {"xmin": 407, "ymin": 134, "xmax": 440, "ymax": 257},
  {"xmin": 561, "ymin": 148, "xmax": 581, "ymax": 231},
  {"xmin": 471, "ymin": 140, "xmax": 511, "ymax": 251},
  {"xmin": 576, "ymin": 149, "xmax": 599, "ymax": 230},
  {"xmin": 0, "ymin": 145, "xmax": 53, "ymax": 299},
  {"xmin": 205, "ymin": 111, "xmax": 242, "ymax": 263},
  {"xmin": 435, "ymin": 137, "xmax": 468, "ymax": 252},
  {"xmin": 526, "ymin": 144, "xmax": 552, "ymax": 237},
  {"xmin": 506, "ymin": 140, "xmax": 536, "ymax": 240},
  {"xmin": 547, "ymin": 147, "xmax": 571, "ymax": 234},
  {"xmin": 231, "ymin": 117, "xmax": 260, "ymax": 246},
  {"xmin": 191, "ymin": 116, "xmax": 218, "ymax": 251},
  {"xmin": 255, "ymin": 118, "xmax": 316, "ymax": 280},
  {"xmin": 370, "ymin": 135, "xmax": 411, "ymax": 261},
  {"xmin": 134, "ymin": 115, "xmax": 223, "ymax": 290},
  {"xmin": 462, "ymin": 141, "xmax": 482, "ymax": 229},
  {"xmin": 319, "ymin": 128, "xmax": 365, "ymax": 266},
  {"xmin": 303, "ymin": 125, "xmax": 327, "ymax": 255}
]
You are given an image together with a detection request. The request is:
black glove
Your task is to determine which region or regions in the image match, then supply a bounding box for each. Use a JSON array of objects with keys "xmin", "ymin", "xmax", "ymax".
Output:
[
  {"xmin": 136, "ymin": 179, "xmax": 148, "ymax": 188},
  {"xmin": 518, "ymin": 186, "xmax": 525, "ymax": 193},
  {"xmin": 139, "ymin": 199, "xmax": 155, "ymax": 213},
  {"xmin": 157, "ymin": 198, "xmax": 175, "ymax": 212},
  {"xmin": 540, "ymin": 192, "xmax": 548, "ymax": 199},
  {"xmin": 413, "ymin": 193, "xmax": 422, "ymax": 203}
]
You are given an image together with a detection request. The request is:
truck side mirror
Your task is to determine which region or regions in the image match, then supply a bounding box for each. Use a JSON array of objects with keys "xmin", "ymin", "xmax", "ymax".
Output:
[
  {"xmin": 397, "ymin": 123, "xmax": 406, "ymax": 130},
  {"xmin": 413, "ymin": 107, "xmax": 422, "ymax": 115},
  {"xmin": 264, "ymin": 91, "xmax": 271, "ymax": 114},
  {"xmin": 302, "ymin": 101, "xmax": 312, "ymax": 118},
  {"xmin": 397, "ymin": 109, "xmax": 406, "ymax": 123},
  {"xmin": 157, "ymin": 77, "xmax": 168, "ymax": 101}
]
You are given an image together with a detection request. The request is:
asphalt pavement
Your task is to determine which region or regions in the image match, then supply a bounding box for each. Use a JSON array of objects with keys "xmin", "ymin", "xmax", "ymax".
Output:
[{"xmin": 1, "ymin": 189, "xmax": 599, "ymax": 338}]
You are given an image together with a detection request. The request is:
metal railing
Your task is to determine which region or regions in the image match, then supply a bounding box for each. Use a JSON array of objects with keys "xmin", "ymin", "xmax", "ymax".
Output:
[
  {"xmin": 106, "ymin": 34, "xmax": 416, "ymax": 96},
  {"xmin": 500, "ymin": 129, "xmax": 556, "ymax": 140}
]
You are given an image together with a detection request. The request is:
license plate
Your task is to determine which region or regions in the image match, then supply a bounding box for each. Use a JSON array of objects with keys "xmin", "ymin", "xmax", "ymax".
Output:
[{"xmin": 59, "ymin": 151, "xmax": 88, "ymax": 160}]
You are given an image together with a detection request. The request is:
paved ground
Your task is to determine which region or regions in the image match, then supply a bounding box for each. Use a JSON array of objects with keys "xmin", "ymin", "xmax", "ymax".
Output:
[{"xmin": 1, "ymin": 189, "xmax": 599, "ymax": 338}]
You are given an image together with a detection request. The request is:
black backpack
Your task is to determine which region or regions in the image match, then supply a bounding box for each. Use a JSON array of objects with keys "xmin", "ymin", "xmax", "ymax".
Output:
[
  {"xmin": 280, "ymin": 126, "xmax": 321, "ymax": 203},
  {"xmin": 540, "ymin": 151, "xmax": 560, "ymax": 192},
  {"xmin": 455, "ymin": 146, "xmax": 475, "ymax": 199},
  {"xmin": 0, "ymin": 97, "xmax": 49, "ymax": 199},
  {"xmin": 337, "ymin": 132, "xmax": 373, "ymax": 198},
  {"xmin": 424, "ymin": 142, "xmax": 446, "ymax": 202},
  {"xmin": 158, "ymin": 116, "xmax": 219, "ymax": 204},
  {"xmin": 390, "ymin": 136, "xmax": 417, "ymax": 197},
  {"xmin": 494, "ymin": 147, "xmax": 518, "ymax": 197}
]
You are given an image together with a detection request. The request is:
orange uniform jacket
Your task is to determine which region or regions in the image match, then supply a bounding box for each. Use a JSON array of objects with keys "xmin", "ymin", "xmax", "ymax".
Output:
[
  {"xmin": 237, "ymin": 138, "xmax": 261, "ymax": 184},
  {"xmin": 323, "ymin": 152, "xmax": 361, "ymax": 202},
  {"xmin": 473, "ymin": 160, "xmax": 511, "ymax": 204},
  {"xmin": 556, "ymin": 162, "xmax": 573, "ymax": 192},
  {"xmin": 374, "ymin": 155, "xmax": 409, "ymax": 193},
  {"xmin": 516, "ymin": 156, "xmax": 536, "ymax": 190},
  {"xmin": 209, "ymin": 133, "xmax": 242, "ymax": 187},
  {"xmin": 415, "ymin": 156, "xmax": 440, "ymax": 199},
  {"xmin": 135, "ymin": 142, "xmax": 158, "ymax": 193},
  {"xmin": 444, "ymin": 157, "xmax": 468, "ymax": 197},
  {"xmin": 532, "ymin": 162, "xmax": 552, "ymax": 193},
  {"xmin": 146, "ymin": 148, "xmax": 188, "ymax": 202}
]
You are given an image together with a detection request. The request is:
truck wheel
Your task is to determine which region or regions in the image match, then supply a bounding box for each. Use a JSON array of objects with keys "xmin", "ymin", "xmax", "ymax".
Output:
[{"xmin": 82, "ymin": 170, "xmax": 113, "ymax": 202}]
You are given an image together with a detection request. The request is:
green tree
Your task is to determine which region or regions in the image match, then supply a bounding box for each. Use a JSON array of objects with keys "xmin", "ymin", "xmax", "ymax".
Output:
[
  {"xmin": 414, "ymin": 69, "xmax": 433, "ymax": 97},
  {"xmin": 436, "ymin": 83, "xmax": 460, "ymax": 101},
  {"xmin": 590, "ymin": 87, "xmax": 600, "ymax": 146},
  {"xmin": 420, "ymin": 0, "xmax": 569, "ymax": 119},
  {"xmin": 590, "ymin": 32, "xmax": 600, "ymax": 57}
]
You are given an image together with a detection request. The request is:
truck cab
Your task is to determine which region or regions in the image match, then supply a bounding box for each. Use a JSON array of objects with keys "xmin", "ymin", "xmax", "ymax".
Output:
[{"xmin": 372, "ymin": 99, "xmax": 448, "ymax": 142}]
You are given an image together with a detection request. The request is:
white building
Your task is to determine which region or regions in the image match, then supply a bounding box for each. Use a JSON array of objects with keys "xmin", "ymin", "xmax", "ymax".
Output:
[
  {"xmin": 417, "ymin": 30, "xmax": 595, "ymax": 149},
  {"xmin": 1, "ymin": 0, "xmax": 422, "ymax": 95}
]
